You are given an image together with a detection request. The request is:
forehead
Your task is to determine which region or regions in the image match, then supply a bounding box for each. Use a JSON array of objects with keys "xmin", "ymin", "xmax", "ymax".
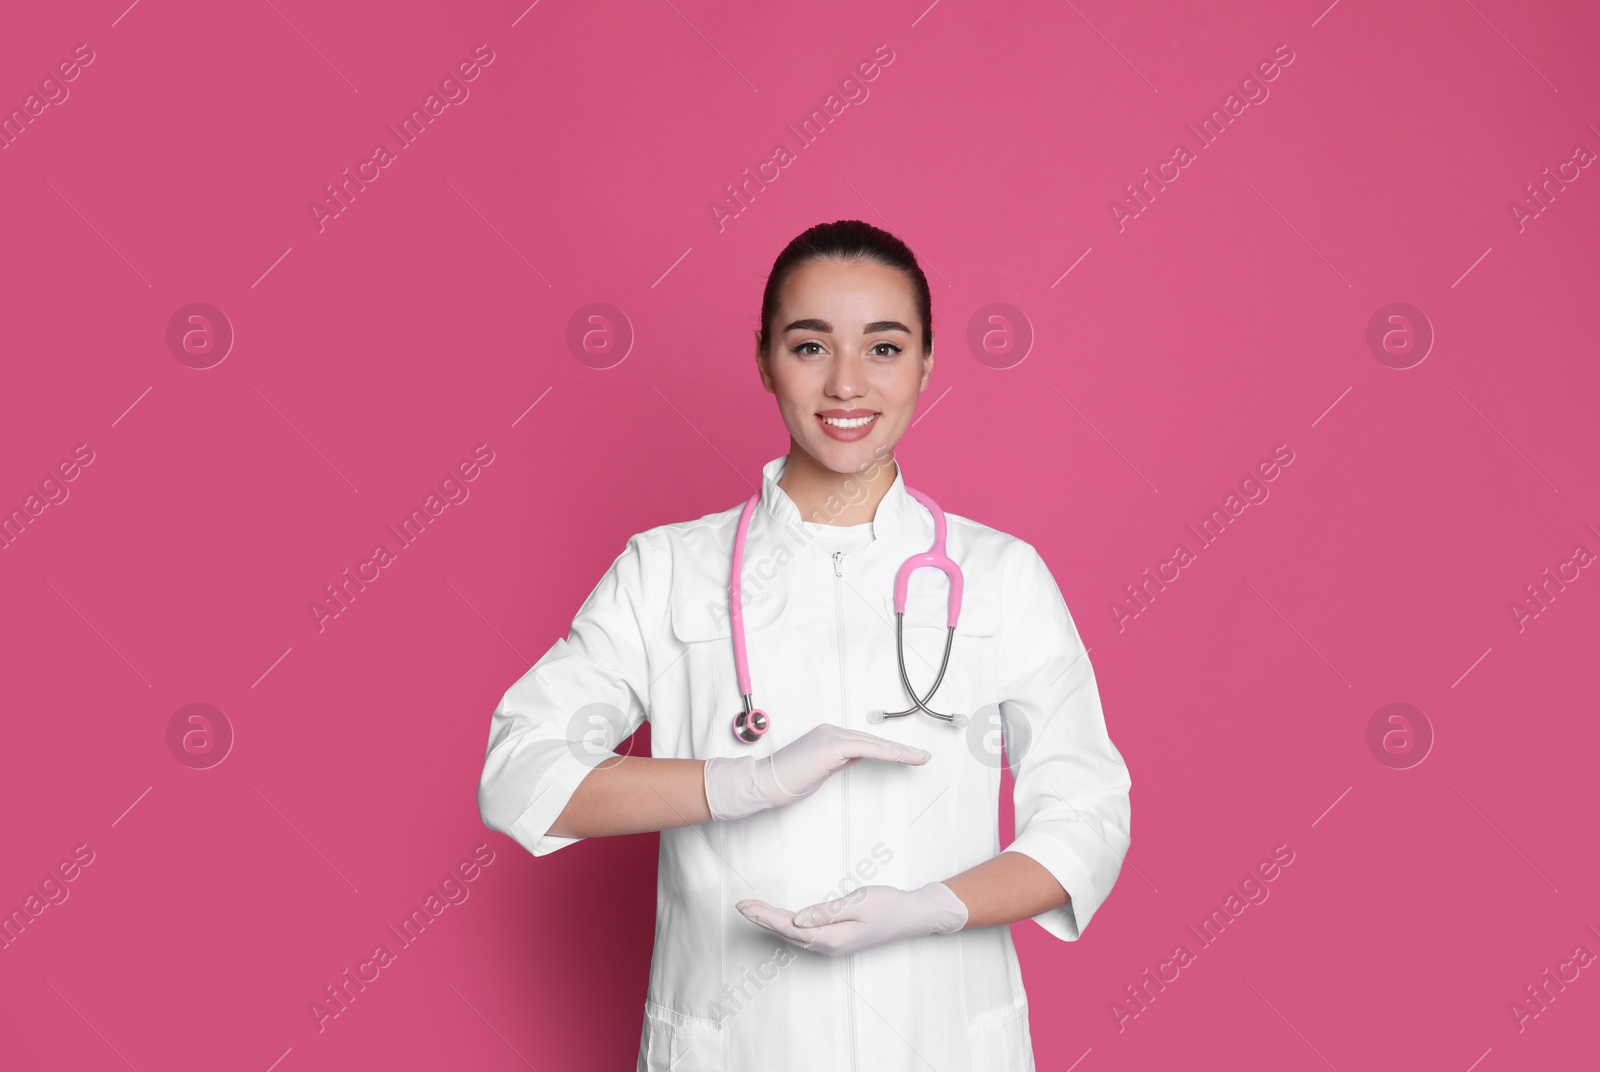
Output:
[{"xmin": 777, "ymin": 258, "xmax": 918, "ymax": 324}]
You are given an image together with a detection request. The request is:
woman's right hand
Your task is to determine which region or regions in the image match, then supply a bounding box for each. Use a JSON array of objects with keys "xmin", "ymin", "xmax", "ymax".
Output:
[{"xmin": 703, "ymin": 723, "xmax": 931, "ymax": 823}]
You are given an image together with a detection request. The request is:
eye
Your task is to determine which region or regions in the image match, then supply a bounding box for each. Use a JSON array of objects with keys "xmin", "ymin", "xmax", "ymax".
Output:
[
  {"xmin": 869, "ymin": 341, "xmax": 902, "ymax": 358},
  {"xmin": 792, "ymin": 341, "xmax": 826, "ymax": 356}
]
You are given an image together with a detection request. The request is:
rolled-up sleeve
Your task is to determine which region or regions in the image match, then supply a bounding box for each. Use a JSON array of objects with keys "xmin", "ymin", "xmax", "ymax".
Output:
[
  {"xmin": 478, "ymin": 533, "xmax": 655, "ymax": 857},
  {"xmin": 996, "ymin": 541, "xmax": 1132, "ymax": 941}
]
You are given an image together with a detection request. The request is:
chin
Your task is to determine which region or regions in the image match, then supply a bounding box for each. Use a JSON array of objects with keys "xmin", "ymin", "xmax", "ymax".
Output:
[{"xmin": 818, "ymin": 436, "xmax": 894, "ymax": 473}]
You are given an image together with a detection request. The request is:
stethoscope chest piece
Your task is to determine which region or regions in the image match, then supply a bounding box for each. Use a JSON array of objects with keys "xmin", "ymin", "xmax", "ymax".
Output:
[{"xmin": 732, "ymin": 705, "xmax": 769, "ymax": 744}]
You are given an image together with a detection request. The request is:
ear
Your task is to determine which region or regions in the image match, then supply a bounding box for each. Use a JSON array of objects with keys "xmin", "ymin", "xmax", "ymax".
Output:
[
  {"xmin": 919, "ymin": 339, "xmax": 934, "ymax": 391},
  {"xmin": 755, "ymin": 335, "xmax": 776, "ymax": 394}
]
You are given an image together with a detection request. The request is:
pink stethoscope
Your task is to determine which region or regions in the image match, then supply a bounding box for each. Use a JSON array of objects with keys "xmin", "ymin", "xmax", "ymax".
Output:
[{"xmin": 728, "ymin": 485, "xmax": 969, "ymax": 744}]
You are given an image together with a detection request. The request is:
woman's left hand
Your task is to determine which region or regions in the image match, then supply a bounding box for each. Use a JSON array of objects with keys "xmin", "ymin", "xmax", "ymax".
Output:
[{"xmin": 735, "ymin": 881, "xmax": 969, "ymax": 957}]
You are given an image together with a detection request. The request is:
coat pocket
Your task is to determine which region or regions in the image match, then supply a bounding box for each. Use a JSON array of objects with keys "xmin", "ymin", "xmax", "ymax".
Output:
[
  {"xmin": 888, "ymin": 590, "xmax": 1002, "ymax": 637},
  {"xmin": 667, "ymin": 587, "xmax": 789, "ymax": 749},
  {"xmin": 967, "ymin": 997, "xmax": 1034, "ymax": 1072},
  {"xmin": 669, "ymin": 586, "xmax": 790, "ymax": 642},
  {"xmin": 639, "ymin": 1001, "xmax": 724, "ymax": 1071}
]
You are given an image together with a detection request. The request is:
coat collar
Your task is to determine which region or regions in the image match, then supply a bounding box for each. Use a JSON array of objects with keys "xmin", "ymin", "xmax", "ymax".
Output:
[{"xmin": 753, "ymin": 452, "xmax": 924, "ymax": 560}]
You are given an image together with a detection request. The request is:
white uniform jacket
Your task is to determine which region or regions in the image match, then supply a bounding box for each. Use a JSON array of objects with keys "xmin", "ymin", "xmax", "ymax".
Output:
[{"xmin": 478, "ymin": 454, "xmax": 1132, "ymax": 1072}]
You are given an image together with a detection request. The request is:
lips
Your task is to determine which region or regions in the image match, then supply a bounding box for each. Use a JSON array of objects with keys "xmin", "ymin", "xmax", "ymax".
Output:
[{"xmin": 816, "ymin": 411, "xmax": 879, "ymax": 441}]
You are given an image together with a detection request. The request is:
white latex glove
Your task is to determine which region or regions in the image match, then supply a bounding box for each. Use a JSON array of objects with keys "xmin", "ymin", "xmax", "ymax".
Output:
[
  {"xmin": 735, "ymin": 881, "xmax": 969, "ymax": 957},
  {"xmin": 703, "ymin": 723, "xmax": 931, "ymax": 823}
]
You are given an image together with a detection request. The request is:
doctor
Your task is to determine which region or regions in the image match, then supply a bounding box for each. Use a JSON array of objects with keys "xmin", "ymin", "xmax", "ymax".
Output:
[{"xmin": 478, "ymin": 219, "xmax": 1132, "ymax": 1071}]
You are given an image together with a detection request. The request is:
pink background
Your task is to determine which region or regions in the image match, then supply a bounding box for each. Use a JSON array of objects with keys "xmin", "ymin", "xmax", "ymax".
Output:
[{"xmin": 3, "ymin": 0, "xmax": 1598, "ymax": 1068}]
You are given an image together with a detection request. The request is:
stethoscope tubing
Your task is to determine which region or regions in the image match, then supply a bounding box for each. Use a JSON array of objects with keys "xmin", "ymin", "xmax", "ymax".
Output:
[
  {"xmin": 728, "ymin": 482, "xmax": 965, "ymax": 742},
  {"xmin": 876, "ymin": 619, "xmax": 964, "ymax": 726}
]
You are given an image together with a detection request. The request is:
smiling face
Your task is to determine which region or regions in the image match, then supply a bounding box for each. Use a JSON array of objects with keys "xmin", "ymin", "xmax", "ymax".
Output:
[{"xmin": 755, "ymin": 256, "xmax": 934, "ymax": 476}]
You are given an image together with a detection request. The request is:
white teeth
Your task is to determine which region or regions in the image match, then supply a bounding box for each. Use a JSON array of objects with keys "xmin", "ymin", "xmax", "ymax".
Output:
[{"xmin": 821, "ymin": 415, "xmax": 876, "ymax": 428}]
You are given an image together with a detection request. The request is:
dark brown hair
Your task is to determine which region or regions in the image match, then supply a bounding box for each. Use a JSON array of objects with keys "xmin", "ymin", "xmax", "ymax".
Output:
[{"xmin": 756, "ymin": 219, "xmax": 933, "ymax": 356}]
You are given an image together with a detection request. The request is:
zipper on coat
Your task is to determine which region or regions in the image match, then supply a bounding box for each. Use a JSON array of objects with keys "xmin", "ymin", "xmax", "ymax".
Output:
[{"xmin": 832, "ymin": 548, "xmax": 857, "ymax": 1071}]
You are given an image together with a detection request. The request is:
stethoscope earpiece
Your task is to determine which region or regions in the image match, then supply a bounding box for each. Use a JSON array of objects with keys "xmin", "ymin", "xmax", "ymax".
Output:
[{"xmin": 865, "ymin": 709, "xmax": 886, "ymax": 724}]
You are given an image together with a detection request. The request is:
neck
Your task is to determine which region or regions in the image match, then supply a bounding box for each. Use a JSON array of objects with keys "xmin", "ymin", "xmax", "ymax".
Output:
[{"xmin": 778, "ymin": 445, "xmax": 897, "ymax": 526}]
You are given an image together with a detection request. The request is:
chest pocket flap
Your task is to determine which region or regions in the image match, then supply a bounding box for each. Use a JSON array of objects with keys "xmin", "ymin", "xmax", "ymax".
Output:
[
  {"xmin": 884, "ymin": 591, "xmax": 1001, "ymax": 636},
  {"xmin": 670, "ymin": 586, "xmax": 789, "ymax": 643}
]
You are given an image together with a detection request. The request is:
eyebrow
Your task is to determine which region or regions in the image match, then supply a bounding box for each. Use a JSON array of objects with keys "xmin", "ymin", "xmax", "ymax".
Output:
[{"xmin": 782, "ymin": 318, "xmax": 911, "ymax": 335}]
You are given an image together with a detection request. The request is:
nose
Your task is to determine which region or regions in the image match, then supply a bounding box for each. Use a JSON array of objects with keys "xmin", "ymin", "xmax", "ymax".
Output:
[{"xmin": 825, "ymin": 353, "xmax": 863, "ymax": 398}]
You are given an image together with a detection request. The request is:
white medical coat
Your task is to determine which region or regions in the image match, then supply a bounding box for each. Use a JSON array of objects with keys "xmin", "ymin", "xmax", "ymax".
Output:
[{"xmin": 478, "ymin": 454, "xmax": 1132, "ymax": 1071}]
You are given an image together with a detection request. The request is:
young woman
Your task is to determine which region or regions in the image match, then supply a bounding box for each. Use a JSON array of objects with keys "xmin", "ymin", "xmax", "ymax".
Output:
[{"xmin": 478, "ymin": 220, "xmax": 1132, "ymax": 1071}]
